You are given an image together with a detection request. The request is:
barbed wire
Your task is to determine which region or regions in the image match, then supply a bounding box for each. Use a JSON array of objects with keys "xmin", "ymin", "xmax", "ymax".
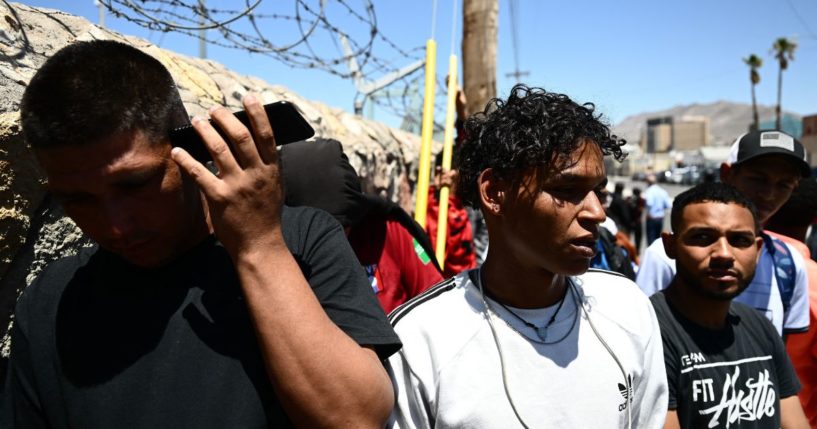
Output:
[{"xmin": 99, "ymin": 0, "xmax": 447, "ymax": 127}]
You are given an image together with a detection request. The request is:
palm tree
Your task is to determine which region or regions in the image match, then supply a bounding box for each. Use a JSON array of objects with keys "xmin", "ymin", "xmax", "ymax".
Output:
[
  {"xmin": 743, "ymin": 54, "xmax": 763, "ymax": 131},
  {"xmin": 772, "ymin": 37, "xmax": 797, "ymax": 130}
]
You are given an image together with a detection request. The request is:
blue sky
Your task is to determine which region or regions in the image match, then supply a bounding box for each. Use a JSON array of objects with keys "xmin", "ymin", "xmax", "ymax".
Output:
[{"xmin": 23, "ymin": 0, "xmax": 817, "ymax": 128}]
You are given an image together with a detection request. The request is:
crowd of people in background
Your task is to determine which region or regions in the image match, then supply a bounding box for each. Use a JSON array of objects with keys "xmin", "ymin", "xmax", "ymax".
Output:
[{"xmin": 2, "ymin": 40, "xmax": 816, "ymax": 429}]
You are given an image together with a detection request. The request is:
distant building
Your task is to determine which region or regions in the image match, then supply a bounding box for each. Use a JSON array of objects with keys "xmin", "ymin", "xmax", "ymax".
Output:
[
  {"xmin": 644, "ymin": 117, "xmax": 673, "ymax": 153},
  {"xmin": 759, "ymin": 114, "xmax": 802, "ymax": 138},
  {"xmin": 802, "ymin": 114, "xmax": 817, "ymax": 166},
  {"xmin": 643, "ymin": 116, "xmax": 709, "ymax": 153},
  {"xmin": 673, "ymin": 116, "xmax": 709, "ymax": 151}
]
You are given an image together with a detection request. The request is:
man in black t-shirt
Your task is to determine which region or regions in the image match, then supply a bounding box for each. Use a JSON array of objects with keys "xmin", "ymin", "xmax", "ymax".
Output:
[
  {"xmin": 652, "ymin": 182, "xmax": 808, "ymax": 428},
  {"xmin": 2, "ymin": 40, "xmax": 400, "ymax": 428}
]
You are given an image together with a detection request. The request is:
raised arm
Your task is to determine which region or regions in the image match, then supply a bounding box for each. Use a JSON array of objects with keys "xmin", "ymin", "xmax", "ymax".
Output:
[{"xmin": 171, "ymin": 95, "xmax": 393, "ymax": 428}]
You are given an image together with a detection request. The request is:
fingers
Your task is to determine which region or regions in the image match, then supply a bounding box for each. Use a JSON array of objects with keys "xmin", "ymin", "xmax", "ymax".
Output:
[
  {"xmin": 242, "ymin": 94, "xmax": 278, "ymax": 164},
  {"xmin": 206, "ymin": 94, "xmax": 276, "ymax": 167},
  {"xmin": 207, "ymin": 105, "xmax": 261, "ymax": 169},
  {"xmin": 192, "ymin": 115, "xmax": 241, "ymax": 175},
  {"xmin": 170, "ymin": 146, "xmax": 221, "ymax": 193}
]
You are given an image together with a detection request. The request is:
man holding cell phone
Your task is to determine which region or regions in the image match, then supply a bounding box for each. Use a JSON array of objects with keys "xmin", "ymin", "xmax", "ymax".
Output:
[{"xmin": 1, "ymin": 40, "xmax": 399, "ymax": 428}]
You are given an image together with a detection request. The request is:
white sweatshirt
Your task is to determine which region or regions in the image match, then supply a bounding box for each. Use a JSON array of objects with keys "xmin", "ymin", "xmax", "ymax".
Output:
[{"xmin": 387, "ymin": 268, "xmax": 669, "ymax": 429}]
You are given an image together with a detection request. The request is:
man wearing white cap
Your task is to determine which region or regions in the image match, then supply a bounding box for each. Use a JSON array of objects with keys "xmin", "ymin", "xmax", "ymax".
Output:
[{"xmin": 636, "ymin": 130, "xmax": 811, "ymax": 338}]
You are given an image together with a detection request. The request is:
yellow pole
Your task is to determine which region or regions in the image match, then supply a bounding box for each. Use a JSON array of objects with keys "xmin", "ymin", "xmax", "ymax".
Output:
[
  {"xmin": 435, "ymin": 54, "xmax": 458, "ymax": 265},
  {"xmin": 414, "ymin": 39, "xmax": 437, "ymax": 228}
]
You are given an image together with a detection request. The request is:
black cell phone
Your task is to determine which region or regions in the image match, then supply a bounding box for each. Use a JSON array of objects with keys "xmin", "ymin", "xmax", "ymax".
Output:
[{"xmin": 169, "ymin": 100, "xmax": 315, "ymax": 164}]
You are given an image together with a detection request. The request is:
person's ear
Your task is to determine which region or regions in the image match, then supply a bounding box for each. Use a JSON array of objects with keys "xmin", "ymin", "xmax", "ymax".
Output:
[
  {"xmin": 662, "ymin": 231, "xmax": 677, "ymax": 260},
  {"xmin": 478, "ymin": 168, "xmax": 505, "ymax": 216},
  {"xmin": 754, "ymin": 236, "xmax": 764, "ymax": 264}
]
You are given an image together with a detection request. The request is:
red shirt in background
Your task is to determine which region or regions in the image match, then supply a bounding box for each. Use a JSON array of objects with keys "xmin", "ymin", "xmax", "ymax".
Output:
[
  {"xmin": 769, "ymin": 232, "xmax": 817, "ymax": 427},
  {"xmin": 426, "ymin": 187, "xmax": 477, "ymax": 278},
  {"xmin": 787, "ymin": 260, "xmax": 817, "ymax": 428},
  {"xmin": 768, "ymin": 231, "xmax": 817, "ymax": 427},
  {"xmin": 348, "ymin": 214, "xmax": 443, "ymax": 314}
]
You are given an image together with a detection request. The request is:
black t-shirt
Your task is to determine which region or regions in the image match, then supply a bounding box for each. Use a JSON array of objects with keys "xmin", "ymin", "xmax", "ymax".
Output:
[
  {"xmin": 651, "ymin": 292, "xmax": 800, "ymax": 429},
  {"xmin": 2, "ymin": 206, "xmax": 400, "ymax": 428}
]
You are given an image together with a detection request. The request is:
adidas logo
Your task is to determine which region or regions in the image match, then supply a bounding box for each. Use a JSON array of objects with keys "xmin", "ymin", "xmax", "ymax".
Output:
[{"xmin": 617, "ymin": 375, "xmax": 633, "ymax": 412}]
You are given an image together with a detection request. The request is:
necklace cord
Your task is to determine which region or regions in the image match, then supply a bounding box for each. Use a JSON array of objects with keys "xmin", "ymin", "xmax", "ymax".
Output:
[
  {"xmin": 481, "ymin": 272, "xmax": 577, "ymax": 345},
  {"xmin": 477, "ymin": 269, "xmax": 532, "ymax": 429},
  {"xmin": 494, "ymin": 283, "xmax": 568, "ymax": 339}
]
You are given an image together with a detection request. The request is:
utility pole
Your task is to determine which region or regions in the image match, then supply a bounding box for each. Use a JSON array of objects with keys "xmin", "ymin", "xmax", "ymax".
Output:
[
  {"xmin": 339, "ymin": 34, "xmax": 424, "ymax": 116},
  {"xmin": 462, "ymin": 0, "xmax": 498, "ymax": 116},
  {"xmin": 198, "ymin": 0, "xmax": 207, "ymax": 59},
  {"xmin": 504, "ymin": 0, "xmax": 528, "ymax": 84},
  {"xmin": 505, "ymin": 69, "xmax": 529, "ymax": 82},
  {"xmin": 94, "ymin": 0, "xmax": 105, "ymax": 28}
]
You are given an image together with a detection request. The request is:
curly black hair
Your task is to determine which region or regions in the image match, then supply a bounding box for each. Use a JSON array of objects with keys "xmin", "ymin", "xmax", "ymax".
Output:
[{"xmin": 456, "ymin": 84, "xmax": 626, "ymax": 208}]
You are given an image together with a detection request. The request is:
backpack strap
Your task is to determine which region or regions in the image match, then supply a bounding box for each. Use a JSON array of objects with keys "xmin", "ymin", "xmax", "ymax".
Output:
[
  {"xmin": 761, "ymin": 232, "xmax": 795, "ymax": 313},
  {"xmin": 591, "ymin": 228, "xmax": 636, "ymax": 280},
  {"xmin": 590, "ymin": 239, "xmax": 611, "ymax": 271}
]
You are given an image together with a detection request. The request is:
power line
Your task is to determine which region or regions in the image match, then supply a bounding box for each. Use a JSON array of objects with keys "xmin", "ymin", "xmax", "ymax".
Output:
[
  {"xmin": 100, "ymin": 0, "xmax": 435, "ymax": 124},
  {"xmin": 784, "ymin": 0, "xmax": 817, "ymax": 39}
]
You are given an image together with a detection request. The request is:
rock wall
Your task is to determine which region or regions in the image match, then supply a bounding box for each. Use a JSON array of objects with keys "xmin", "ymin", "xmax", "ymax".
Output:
[{"xmin": 0, "ymin": 3, "xmax": 434, "ymax": 356}]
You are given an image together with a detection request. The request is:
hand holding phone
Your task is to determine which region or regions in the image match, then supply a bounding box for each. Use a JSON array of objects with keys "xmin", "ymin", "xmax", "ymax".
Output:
[
  {"xmin": 169, "ymin": 100, "xmax": 314, "ymax": 164},
  {"xmin": 170, "ymin": 96, "xmax": 293, "ymax": 255}
]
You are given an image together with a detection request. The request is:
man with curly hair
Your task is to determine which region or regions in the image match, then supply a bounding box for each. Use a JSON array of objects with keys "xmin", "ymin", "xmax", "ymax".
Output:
[{"xmin": 386, "ymin": 85, "xmax": 668, "ymax": 428}]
